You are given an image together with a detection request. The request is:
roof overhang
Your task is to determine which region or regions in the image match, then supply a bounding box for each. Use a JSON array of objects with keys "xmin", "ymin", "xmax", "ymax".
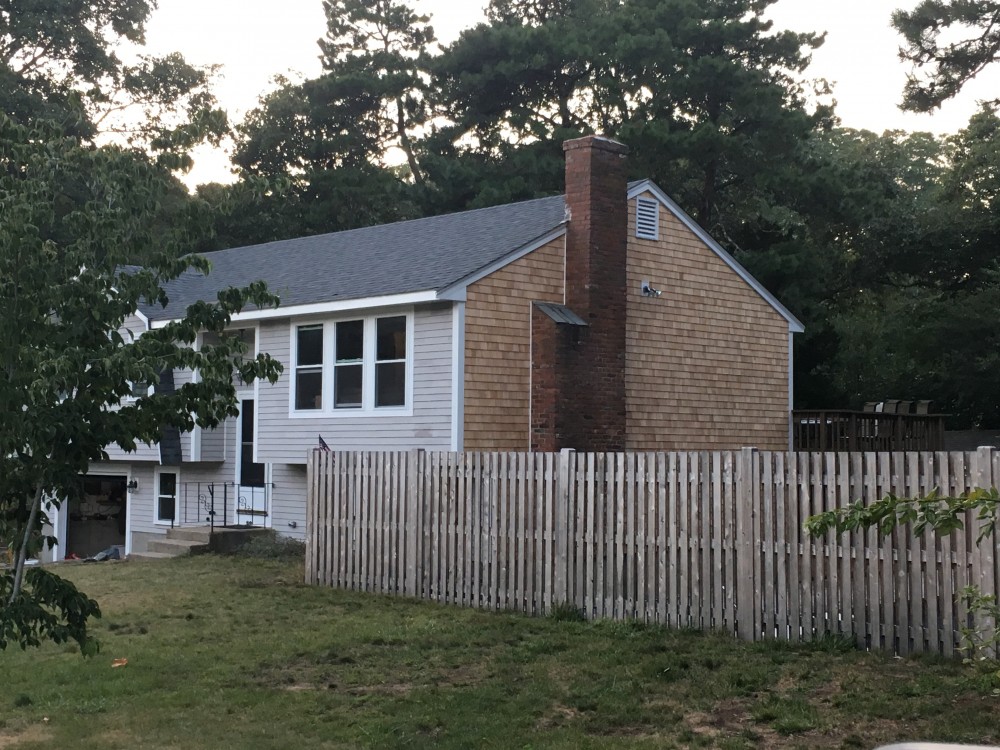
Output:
[{"xmin": 628, "ymin": 180, "xmax": 805, "ymax": 334}]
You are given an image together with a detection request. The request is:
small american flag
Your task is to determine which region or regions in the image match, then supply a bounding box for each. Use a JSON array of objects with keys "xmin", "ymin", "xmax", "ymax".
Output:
[{"xmin": 317, "ymin": 434, "xmax": 331, "ymax": 452}]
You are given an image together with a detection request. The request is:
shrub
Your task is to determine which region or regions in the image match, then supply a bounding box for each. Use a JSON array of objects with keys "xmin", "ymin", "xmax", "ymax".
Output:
[{"xmin": 234, "ymin": 531, "xmax": 306, "ymax": 560}]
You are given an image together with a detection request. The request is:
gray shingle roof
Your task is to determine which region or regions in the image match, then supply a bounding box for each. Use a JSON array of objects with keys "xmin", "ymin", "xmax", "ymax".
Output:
[{"xmin": 140, "ymin": 195, "xmax": 567, "ymax": 321}]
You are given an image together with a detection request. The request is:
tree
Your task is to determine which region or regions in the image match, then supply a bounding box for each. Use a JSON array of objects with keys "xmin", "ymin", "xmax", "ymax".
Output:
[
  {"xmin": 230, "ymin": 0, "xmax": 435, "ymax": 238},
  {"xmin": 0, "ymin": 116, "xmax": 282, "ymax": 652},
  {"xmin": 1, "ymin": 0, "xmax": 228, "ymax": 168},
  {"xmin": 894, "ymin": 0, "xmax": 1000, "ymax": 111},
  {"xmin": 432, "ymin": 0, "xmax": 831, "ymax": 238}
]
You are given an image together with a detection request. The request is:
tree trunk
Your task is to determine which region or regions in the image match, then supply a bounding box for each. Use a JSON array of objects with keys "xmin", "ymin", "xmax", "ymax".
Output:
[
  {"xmin": 8, "ymin": 483, "xmax": 43, "ymax": 605},
  {"xmin": 395, "ymin": 98, "xmax": 424, "ymax": 185}
]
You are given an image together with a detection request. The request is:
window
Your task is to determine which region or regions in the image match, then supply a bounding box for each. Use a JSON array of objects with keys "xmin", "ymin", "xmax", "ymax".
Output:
[
  {"xmin": 125, "ymin": 380, "xmax": 151, "ymax": 400},
  {"xmin": 334, "ymin": 320, "xmax": 363, "ymax": 408},
  {"xmin": 239, "ymin": 400, "xmax": 266, "ymax": 487},
  {"xmin": 375, "ymin": 316, "xmax": 406, "ymax": 407},
  {"xmin": 291, "ymin": 313, "xmax": 410, "ymax": 414},
  {"xmin": 635, "ymin": 196, "xmax": 660, "ymax": 240},
  {"xmin": 295, "ymin": 325, "xmax": 323, "ymax": 410},
  {"xmin": 156, "ymin": 471, "xmax": 177, "ymax": 524}
]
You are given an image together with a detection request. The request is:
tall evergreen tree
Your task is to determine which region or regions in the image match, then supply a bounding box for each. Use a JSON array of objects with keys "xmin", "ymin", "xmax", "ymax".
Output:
[{"xmin": 894, "ymin": 0, "xmax": 1000, "ymax": 111}]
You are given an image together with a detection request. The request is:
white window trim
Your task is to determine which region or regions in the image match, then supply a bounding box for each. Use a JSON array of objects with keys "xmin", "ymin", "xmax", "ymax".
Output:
[
  {"xmin": 153, "ymin": 466, "xmax": 180, "ymax": 526},
  {"xmin": 288, "ymin": 309, "xmax": 414, "ymax": 419}
]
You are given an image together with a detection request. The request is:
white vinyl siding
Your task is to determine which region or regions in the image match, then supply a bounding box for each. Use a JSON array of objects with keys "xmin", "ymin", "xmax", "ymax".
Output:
[
  {"xmin": 257, "ymin": 303, "xmax": 455, "ymax": 464},
  {"xmin": 270, "ymin": 463, "xmax": 308, "ymax": 539}
]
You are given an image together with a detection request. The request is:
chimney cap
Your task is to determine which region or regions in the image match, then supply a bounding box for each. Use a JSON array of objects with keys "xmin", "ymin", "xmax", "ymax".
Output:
[{"xmin": 563, "ymin": 135, "xmax": 629, "ymax": 155}]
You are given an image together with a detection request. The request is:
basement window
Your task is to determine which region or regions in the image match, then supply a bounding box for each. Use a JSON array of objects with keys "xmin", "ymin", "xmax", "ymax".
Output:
[{"xmin": 635, "ymin": 197, "xmax": 660, "ymax": 240}]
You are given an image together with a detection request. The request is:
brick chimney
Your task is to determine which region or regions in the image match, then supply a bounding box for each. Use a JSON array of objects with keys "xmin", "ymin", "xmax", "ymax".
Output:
[
  {"xmin": 530, "ymin": 135, "xmax": 629, "ymax": 452},
  {"xmin": 563, "ymin": 136, "xmax": 630, "ymax": 321}
]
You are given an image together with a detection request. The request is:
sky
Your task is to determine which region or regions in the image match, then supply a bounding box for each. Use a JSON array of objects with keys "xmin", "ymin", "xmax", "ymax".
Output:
[{"xmin": 140, "ymin": 0, "xmax": 1000, "ymax": 187}]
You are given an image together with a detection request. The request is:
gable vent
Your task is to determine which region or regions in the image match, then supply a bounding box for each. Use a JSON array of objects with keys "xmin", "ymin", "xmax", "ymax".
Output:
[{"xmin": 635, "ymin": 197, "xmax": 659, "ymax": 240}]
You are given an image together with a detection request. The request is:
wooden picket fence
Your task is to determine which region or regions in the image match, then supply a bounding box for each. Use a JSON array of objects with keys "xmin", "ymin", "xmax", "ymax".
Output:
[{"xmin": 305, "ymin": 448, "xmax": 1000, "ymax": 657}]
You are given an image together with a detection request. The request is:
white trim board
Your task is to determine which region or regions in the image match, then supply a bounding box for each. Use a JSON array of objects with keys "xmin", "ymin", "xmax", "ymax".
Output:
[
  {"xmin": 450, "ymin": 301, "xmax": 466, "ymax": 451},
  {"xmin": 149, "ymin": 291, "xmax": 439, "ymax": 329},
  {"xmin": 627, "ymin": 180, "xmax": 805, "ymax": 334}
]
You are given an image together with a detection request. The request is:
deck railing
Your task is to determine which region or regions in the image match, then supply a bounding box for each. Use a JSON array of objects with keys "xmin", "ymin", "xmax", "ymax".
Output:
[
  {"xmin": 792, "ymin": 410, "xmax": 946, "ymax": 452},
  {"xmin": 175, "ymin": 482, "xmax": 273, "ymax": 531}
]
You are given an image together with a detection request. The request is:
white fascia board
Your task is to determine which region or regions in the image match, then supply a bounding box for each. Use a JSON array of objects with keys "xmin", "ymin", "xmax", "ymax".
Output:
[
  {"xmin": 628, "ymin": 180, "xmax": 806, "ymax": 334},
  {"xmin": 436, "ymin": 226, "xmax": 567, "ymax": 301},
  {"xmin": 149, "ymin": 290, "xmax": 440, "ymax": 329},
  {"xmin": 133, "ymin": 309, "xmax": 150, "ymax": 330}
]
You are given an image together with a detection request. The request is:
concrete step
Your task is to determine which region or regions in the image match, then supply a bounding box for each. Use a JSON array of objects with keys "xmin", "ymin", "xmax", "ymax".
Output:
[
  {"xmin": 165, "ymin": 526, "xmax": 213, "ymax": 543},
  {"xmin": 145, "ymin": 538, "xmax": 210, "ymax": 556},
  {"xmin": 128, "ymin": 551, "xmax": 177, "ymax": 561}
]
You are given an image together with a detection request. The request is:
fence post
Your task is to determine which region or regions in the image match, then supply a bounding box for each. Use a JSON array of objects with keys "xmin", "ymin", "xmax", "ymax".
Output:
[
  {"xmin": 736, "ymin": 447, "xmax": 758, "ymax": 641},
  {"xmin": 974, "ymin": 446, "xmax": 997, "ymax": 656},
  {"xmin": 305, "ymin": 450, "xmax": 315, "ymax": 585},
  {"xmin": 405, "ymin": 449, "xmax": 423, "ymax": 598},
  {"xmin": 554, "ymin": 449, "xmax": 573, "ymax": 606}
]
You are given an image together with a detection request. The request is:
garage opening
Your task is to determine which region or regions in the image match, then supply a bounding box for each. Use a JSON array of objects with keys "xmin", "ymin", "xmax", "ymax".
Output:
[{"xmin": 67, "ymin": 475, "xmax": 128, "ymax": 559}]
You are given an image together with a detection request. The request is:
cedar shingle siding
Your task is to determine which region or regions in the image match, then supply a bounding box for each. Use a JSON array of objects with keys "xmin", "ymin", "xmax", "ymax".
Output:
[
  {"xmin": 464, "ymin": 194, "xmax": 791, "ymax": 452},
  {"xmin": 624, "ymin": 192, "xmax": 790, "ymax": 450},
  {"xmin": 463, "ymin": 237, "xmax": 566, "ymax": 450}
]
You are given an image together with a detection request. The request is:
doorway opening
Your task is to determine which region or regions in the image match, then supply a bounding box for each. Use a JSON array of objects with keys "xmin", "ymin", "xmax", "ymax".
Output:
[{"xmin": 66, "ymin": 475, "xmax": 128, "ymax": 558}]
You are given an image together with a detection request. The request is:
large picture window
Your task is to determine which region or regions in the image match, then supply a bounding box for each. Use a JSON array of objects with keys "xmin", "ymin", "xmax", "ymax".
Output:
[{"xmin": 291, "ymin": 313, "xmax": 410, "ymax": 414}]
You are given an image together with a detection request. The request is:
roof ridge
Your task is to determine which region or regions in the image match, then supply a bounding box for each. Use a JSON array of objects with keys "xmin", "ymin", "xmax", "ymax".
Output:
[{"xmin": 203, "ymin": 192, "xmax": 567, "ymax": 257}]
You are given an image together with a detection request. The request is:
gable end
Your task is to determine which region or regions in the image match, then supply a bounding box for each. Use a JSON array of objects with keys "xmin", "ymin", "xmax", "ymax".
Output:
[{"xmin": 627, "ymin": 181, "xmax": 804, "ymax": 333}]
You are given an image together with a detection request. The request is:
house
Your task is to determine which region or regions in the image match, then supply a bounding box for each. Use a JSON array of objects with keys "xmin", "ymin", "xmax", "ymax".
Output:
[{"xmin": 43, "ymin": 135, "xmax": 803, "ymax": 560}]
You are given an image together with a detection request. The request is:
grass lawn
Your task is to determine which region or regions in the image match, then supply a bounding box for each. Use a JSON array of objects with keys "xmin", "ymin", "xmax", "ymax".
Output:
[{"xmin": 2, "ymin": 552, "xmax": 999, "ymax": 749}]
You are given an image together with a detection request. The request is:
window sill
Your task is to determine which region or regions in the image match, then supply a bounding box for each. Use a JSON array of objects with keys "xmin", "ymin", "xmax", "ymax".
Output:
[{"xmin": 287, "ymin": 406, "xmax": 413, "ymax": 419}]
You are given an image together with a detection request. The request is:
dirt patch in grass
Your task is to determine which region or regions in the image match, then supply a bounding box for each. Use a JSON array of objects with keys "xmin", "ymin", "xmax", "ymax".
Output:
[
  {"xmin": 0, "ymin": 724, "xmax": 52, "ymax": 749},
  {"xmin": 535, "ymin": 703, "xmax": 582, "ymax": 730}
]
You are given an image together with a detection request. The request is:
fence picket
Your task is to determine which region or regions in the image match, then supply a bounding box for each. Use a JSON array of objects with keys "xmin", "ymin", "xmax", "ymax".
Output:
[
  {"xmin": 774, "ymin": 452, "xmax": 787, "ymax": 640},
  {"xmin": 850, "ymin": 452, "xmax": 865, "ymax": 649},
  {"xmin": 668, "ymin": 452, "xmax": 679, "ymax": 628},
  {"xmin": 763, "ymin": 453, "xmax": 775, "ymax": 639},
  {"xmin": 722, "ymin": 451, "xmax": 736, "ymax": 635},
  {"xmin": 838, "ymin": 452, "xmax": 851, "ymax": 640}
]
